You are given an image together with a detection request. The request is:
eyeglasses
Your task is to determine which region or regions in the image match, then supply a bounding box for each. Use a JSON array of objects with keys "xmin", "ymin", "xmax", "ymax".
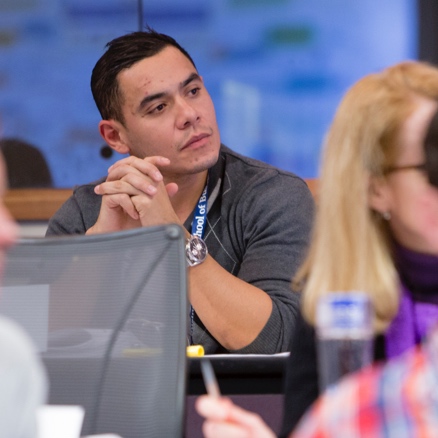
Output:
[{"xmin": 383, "ymin": 163, "xmax": 427, "ymax": 175}]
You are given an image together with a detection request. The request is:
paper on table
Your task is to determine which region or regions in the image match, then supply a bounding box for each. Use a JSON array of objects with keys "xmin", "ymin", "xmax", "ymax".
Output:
[
  {"xmin": 203, "ymin": 352, "xmax": 290, "ymax": 359},
  {"xmin": 82, "ymin": 435, "xmax": 123, "ymax": 437}
]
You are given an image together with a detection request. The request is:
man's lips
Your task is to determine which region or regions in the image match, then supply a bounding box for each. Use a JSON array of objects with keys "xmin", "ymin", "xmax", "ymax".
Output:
[{"xmin": 182, "ymin": 133, "xmax": 211, "ymax": 150}]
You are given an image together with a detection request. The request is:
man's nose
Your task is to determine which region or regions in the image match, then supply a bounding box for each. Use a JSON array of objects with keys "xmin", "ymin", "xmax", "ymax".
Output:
[{"xmin": 175, "ymin": 98, "xmax": 199, "ymax": 129}]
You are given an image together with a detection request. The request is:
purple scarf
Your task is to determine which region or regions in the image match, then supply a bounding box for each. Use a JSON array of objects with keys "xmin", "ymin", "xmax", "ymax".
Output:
[{"xmin": 385, "ymin": 243, "xmax": 438, "ymax": 359}]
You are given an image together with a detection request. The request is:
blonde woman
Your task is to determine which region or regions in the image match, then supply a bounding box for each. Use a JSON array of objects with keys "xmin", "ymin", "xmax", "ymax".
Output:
[{"xmin": 196, "ymin": 60, "xmax": 438, "ymax": 437}]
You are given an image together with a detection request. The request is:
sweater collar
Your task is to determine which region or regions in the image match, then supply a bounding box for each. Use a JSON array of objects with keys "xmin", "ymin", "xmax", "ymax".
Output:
[{"xmin": 393, "ymin": 241, "xmax": 438, "ymax": 296}]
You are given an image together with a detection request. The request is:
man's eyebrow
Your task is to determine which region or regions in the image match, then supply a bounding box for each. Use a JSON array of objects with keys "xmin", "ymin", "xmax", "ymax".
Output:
[
  {"xmin": 138, "ymin": 92, "xmax": 166, "ymax": 112},
  {"xmin": 137, "ymin": 72, "xmax": 202, "ymax": 112},
  {"xmin": 181, "ymin": 72, "xmax": 201, "ymax": 88}
]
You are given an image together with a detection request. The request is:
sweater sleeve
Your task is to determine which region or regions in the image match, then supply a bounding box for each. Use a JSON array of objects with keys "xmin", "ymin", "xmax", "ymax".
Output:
[
  {"xmin": 230, "ymin": 174, "xmax": 314, "ymax": 354},
  {"xmin": 46, "ymin": 182, "xmax": 103, "ymax": 236},
  {"xmin": 46, "ymin": 194, "xmax": 87, "ymax": 235}
]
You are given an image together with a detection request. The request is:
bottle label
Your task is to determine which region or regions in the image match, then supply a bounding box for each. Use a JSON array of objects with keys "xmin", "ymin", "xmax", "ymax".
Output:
[{"xmin": 316, "ymin": 292, "xmax": 373, "ymax": 340}]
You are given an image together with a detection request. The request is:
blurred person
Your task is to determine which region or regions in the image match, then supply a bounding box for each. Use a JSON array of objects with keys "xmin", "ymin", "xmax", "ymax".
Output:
[
  {"xmin": 0, "ymin": 138, "xmax": 53, "ymax": 188},
  {"xmin": 291, "ymin": 323, "xmax": 438, "ymax": 438},
  {"xmin": 46, "ymin": 28, "xmax": 314, "ymax": 354},
  {"xmin": 196, "ymin": 60, "xmax": 438, "ymax": 437},
  {"xmin": 0, "ymin": 152, "xmax": 47, "ymax": 437},
  {"xmin": 198, "ymin": 324, "xmax": 438, "ymax": 438}
]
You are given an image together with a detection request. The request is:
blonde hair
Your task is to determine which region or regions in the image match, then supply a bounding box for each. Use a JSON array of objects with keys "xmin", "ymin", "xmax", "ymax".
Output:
[{"xmin": 295, "ymin": 61, "xmax": 438, "ymax": 333}]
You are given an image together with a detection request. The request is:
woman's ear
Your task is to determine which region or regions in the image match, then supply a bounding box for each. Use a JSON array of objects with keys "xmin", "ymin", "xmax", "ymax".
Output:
[
  {"xmin": 368, "ymin": 175, "xmax": 391, "ymax": 214},
  {"xmin": 98, "ymin": 120, "xmax": 131, "ymax": 155}
]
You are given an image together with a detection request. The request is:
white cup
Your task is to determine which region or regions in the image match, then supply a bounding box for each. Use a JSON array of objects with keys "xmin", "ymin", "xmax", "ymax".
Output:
[{"xmin": 37, "ymin": 405, "xmax": 84, "ymax": 438}]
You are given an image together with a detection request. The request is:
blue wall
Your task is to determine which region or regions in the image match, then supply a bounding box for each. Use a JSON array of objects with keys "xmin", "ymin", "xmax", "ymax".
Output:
[{"xmin": 0, "ymin": 0, "xmax": 417, "ymax": 187}]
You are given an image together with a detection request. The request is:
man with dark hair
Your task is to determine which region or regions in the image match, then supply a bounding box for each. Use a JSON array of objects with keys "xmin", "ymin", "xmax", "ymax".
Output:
[
  {"xmin": 47, "ymin": 28, "xmax": 314, "ymax": 354},
  {"xmin": 91, "ymin": 29, "xmax": 196, "ymax": 124}
]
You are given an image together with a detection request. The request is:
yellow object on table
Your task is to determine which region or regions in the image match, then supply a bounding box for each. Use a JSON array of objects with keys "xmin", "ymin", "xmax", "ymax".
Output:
[{"xmin": 186, "ymin": 345, "xmax": 204, "ymax": 357}]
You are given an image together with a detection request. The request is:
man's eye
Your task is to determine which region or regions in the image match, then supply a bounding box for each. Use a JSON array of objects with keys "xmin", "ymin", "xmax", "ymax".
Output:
[
  {"xmin": 189, "ymin": 87, "xmax": 201, "ymax": 96},
  {"xmin": 151, "ymin": 103, "xmax": 165, "ymax": 113}
]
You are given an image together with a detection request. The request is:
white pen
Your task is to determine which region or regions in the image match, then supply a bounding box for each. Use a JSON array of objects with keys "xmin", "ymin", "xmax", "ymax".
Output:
[{"xmin": 200, "ymin": 358, "xmax": 221, "ymax": 398}]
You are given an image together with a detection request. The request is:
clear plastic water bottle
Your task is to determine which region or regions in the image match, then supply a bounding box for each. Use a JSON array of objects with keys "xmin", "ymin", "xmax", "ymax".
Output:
[{"xmin": 316, "ymin": 291, "xmax": 374, "ymax": 392}]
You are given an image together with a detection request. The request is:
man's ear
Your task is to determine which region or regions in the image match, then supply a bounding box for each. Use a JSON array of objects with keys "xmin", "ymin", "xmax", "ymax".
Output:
[
  {"xmin": 98, "ymin": 120, "xmax": 131, "ymax": 155},
  {"xmin": 368, "ymin": 175, "xmax": 391, "ymax": 214}
]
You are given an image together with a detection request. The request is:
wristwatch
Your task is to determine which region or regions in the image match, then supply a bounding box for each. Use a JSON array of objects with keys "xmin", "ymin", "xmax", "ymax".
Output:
[{"xmin": 185, "ymin": 235, "xmax": 208, "ymax": 267}]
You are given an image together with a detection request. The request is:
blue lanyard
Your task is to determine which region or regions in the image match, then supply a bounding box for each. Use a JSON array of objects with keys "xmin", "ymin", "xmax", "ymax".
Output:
[
  {"xmin": 191, "ymin": 182, "xmax": 208, "ymax": 238},
  {"xmin": 189, "ymin": 180, "xmax": 208, "ymax": 344}
]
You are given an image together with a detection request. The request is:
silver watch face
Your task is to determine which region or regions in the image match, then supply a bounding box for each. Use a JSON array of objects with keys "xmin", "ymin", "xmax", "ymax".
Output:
[{"xmin": 186, "ymin": 235, "xmax": 208, "ymax": 266}]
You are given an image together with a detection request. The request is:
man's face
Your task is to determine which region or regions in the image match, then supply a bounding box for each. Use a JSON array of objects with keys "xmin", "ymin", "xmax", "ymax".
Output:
[{"xmin": 115, "ymin": 46, "xmax": 221, "ymax": 178}]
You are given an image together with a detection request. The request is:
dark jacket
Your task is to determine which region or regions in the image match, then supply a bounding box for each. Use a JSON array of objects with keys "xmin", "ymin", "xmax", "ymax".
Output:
[{"xmin": 279, "ymin": 309, "xmax": 386, "ymax": 437}]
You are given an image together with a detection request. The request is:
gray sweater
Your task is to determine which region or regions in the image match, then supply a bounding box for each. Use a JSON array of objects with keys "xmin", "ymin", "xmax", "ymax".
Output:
[{"xmin": 47, "ymin": 145, "xmax": 314, "ymax": 354}]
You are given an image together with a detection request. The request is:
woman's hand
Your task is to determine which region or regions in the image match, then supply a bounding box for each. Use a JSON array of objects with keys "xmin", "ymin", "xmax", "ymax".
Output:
[{"xmin": 196, "ymin": 395, "xmax": 277, "ymax": 438}]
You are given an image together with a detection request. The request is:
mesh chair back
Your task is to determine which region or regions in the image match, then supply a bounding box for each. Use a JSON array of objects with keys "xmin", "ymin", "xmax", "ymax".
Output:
[{"xmin": 0, "ymin": 225, "xmax": 188, "ymax": 438}]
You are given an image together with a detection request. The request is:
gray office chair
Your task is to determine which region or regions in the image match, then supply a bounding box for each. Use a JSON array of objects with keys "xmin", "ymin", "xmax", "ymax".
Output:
[{"xmin": 0, "ymin": 225, "xmax": 188, "ymax": 438}]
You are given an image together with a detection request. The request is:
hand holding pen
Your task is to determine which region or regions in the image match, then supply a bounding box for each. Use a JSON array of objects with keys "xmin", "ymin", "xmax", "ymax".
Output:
[{"xmin": 196, "ymin": 359, "xmax": 276, "ymax": 438}]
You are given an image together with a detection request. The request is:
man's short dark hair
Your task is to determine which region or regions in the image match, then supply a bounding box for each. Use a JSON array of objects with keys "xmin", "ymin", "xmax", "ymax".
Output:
[{"xmin": 91, "ymin": 27, "xmax": 197, "ymax": 125}]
